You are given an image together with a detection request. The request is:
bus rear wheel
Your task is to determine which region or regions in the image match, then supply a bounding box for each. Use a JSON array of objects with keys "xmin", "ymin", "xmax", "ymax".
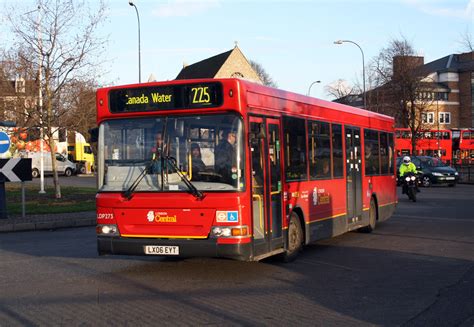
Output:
[
  {"xmin": 359, "ymin": 199, "xmax": 377, "ymax": 233},
  {"xmin": 282, "ymin": 212, "xmax": 303, "ymax": 262}
]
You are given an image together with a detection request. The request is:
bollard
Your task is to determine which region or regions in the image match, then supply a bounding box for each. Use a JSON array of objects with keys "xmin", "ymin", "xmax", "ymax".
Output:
[{"xmin": 21, "ymin": 182, "xmax": 26, "ymax": 218}]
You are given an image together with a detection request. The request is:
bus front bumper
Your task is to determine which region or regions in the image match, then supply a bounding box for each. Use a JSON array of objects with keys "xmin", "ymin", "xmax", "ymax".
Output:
[{"xmin": 97, "ymin": 236, "xmax": 252, "ymax": 261}]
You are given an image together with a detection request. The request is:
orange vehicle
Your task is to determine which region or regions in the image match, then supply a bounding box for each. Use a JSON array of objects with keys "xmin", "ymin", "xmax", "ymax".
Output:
[{"xmin": 95, "ymin": 79, "xmax": 397, "ymax": 261}]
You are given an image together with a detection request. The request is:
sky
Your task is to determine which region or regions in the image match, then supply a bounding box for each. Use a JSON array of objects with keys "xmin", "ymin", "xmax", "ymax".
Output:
[{"xmin": 1, "ymin": 0, "xmax": 473, "ymax": 100}]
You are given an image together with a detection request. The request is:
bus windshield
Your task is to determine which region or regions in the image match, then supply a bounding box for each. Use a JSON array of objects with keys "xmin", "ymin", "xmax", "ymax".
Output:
[{"xmin": 98, "ymin": 113, "xmax": 245, "ymax": 192}]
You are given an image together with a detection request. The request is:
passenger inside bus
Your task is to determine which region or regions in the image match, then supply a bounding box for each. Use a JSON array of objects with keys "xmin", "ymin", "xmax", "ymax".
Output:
[
  {"xmin": 150, "ymin": 132, "xmax": 165, "ymax": 173},
  {"xmin": 190, "ymin": 143, "xmax": 206, "ymax": 180},
  {"xmin": 214, "ymin": 129, "xmax": 236, "ymax": 184}
]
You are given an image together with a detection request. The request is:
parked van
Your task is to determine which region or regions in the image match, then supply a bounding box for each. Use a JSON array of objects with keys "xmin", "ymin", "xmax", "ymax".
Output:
[{"xmin": 28, "ymin": 152, "xmax": 76, "ymax": 178}]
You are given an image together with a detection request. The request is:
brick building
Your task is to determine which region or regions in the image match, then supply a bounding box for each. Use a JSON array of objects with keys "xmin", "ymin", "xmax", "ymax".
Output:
[
  {"xmin": 0, "ymin": 75, "xmax": 37, "ymax": 125},
  {"xmin": 412, "ymin": 51, "xmax": 474, "ymax": 129},
  {"xmin": 339, "ymin": 51, "xmax": 474, "ymax": 129},
  {"xmin": 176, "ymin": 46, "xmax": 262, "ymax": 84}
]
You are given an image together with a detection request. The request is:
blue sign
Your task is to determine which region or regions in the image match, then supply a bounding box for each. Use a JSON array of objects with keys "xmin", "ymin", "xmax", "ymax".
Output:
[
  {"xmin": 0, "ymin": 132, "xmax": 10, "ymax": 154},
  {"xmin": 227, "ymin": 211, "xmax": 238, "ymax": 222}
]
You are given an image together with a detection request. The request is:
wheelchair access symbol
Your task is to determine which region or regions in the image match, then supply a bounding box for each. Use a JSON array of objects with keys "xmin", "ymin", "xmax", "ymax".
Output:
[
  {"xmin": 216, "ymin": 211, "xmax": 239, "ymax": 223},
  {"xmin": 227, "ymin": 211, "xmax": 238, "ymax": 222}
]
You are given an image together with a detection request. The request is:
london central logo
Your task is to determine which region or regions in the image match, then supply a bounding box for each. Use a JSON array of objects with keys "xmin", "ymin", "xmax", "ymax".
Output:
[{"xmin": 146, "ymin": 210, "xmax": 177, "ymax": 223}]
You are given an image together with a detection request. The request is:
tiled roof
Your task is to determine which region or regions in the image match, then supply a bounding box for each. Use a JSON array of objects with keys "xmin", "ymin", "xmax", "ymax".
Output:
[
  {"xmin": 421, "ymin": 52, "xmax": 474, "ymax": 74},
  {"xmin": 176, "ymin": 49, "xmax": 233, "ymax": 80}
]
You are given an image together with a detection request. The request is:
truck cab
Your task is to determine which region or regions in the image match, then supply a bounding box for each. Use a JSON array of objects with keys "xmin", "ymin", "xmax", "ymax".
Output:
[{"xmin": 67, "ymin": 142, "xmax": 95, "ymax": 174}]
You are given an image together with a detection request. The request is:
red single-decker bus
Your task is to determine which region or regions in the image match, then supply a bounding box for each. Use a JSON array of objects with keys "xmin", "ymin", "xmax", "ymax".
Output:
[{"xmin": 95, "ymin": 78, "xmax": 397, "ymax": 261}]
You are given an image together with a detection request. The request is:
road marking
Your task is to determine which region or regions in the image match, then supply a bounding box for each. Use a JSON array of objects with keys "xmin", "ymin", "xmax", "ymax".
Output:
[{"xmin": 394, "ymin": 215, "xmax": 474, "ymax": 223}]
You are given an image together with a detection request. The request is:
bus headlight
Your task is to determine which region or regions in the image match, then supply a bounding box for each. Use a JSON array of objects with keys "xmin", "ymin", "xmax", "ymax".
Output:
[
  {"xmin": 211, "ymin": 226, "xmax": 248, "ymax": 238},
  {"xmin": 96, "ymin": 224, "xmax": 119, "ymax": 236}
]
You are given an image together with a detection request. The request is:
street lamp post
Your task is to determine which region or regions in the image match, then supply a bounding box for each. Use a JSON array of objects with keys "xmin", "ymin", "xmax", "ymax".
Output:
[
  {"xmin": 424, "ymin": 76, "xmax": 441, "ymax": 157},
  {"xmin": 129, "ymin": 1, "xmax": 141, "ymax": 83},
  {"xmin": 334, "ymin": 39, "xmax": 366, "ymax": 109},
  {"xmin": 307, "ymin": 80, "xmax": 321, "ymax": 96}
]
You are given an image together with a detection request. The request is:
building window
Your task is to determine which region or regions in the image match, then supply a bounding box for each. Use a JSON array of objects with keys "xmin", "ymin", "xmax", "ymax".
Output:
[
  {"xmin": 439, "ymin": 112, "xmax": 451, "ymax": 124},
  {"xmin": 15, "ymin": 78, "xmax": 25, "ymax": 93},
  {"xmin": 231, "ymin": 72, "xmax": 244, "ymax": 78},
  {"xmin": 422, "ymin": 112, "xmax": 434, "ymax": 124},
  {"xmin": 436, "ymin": 92, "xmax": 448, "ymax": 101}
]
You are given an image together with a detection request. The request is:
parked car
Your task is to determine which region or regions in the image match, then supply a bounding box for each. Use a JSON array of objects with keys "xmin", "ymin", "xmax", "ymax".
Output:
[
  {"xmin": 396, "ymin": 156, "xmax": 459, "ymax": 187},
  {"xmin": 27, "ymin": 152, "xmax": 77, "ymax": 178}
]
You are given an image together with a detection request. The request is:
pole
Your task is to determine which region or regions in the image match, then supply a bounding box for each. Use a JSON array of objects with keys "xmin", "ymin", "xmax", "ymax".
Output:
[
  {"xmin": 334, "ymin": 40, "xmax": 366, "ymax": 108},
  {"xmin": 307, "ymin": 80, "xmax": 321, "ymax": 96},
  {"xmin": 436, "ymin": 95, "xmax": 440, "ymax": 157},
  {"xmin": 129, "ymin": 2, "xmax": 141, "ymax": 83},
  {"xmin": 0, "ymin": 177, "xmax": 6, "ymax": 219},
  {"xmin": 21, "ymin": 181, "xmax": 26, "ymax": 218},
  {"xmin": 37, "ymin": 4, "xmax": 45, "ymax": 194}
]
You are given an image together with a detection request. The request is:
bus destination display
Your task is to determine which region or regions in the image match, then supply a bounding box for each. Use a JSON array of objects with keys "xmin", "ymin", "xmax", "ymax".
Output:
[{"xmin": 108, "ymin": 83, "xmax": 223, "ymax": 113}]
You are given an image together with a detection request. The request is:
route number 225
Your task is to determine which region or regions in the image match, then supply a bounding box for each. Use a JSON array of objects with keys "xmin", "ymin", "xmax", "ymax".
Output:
[{"xmin": 191, "ymin": 87, "xmax": 210, "ymax": 104}]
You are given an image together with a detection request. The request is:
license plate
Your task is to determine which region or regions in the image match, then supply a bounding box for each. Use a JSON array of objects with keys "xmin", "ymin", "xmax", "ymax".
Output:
[
  {"xmin": 144, "ymin": 245, "xmax": 179, "ymax": 255},
  {"xmin": 446, "ymin": 177, "xmax": 455, "ymax": 180}
]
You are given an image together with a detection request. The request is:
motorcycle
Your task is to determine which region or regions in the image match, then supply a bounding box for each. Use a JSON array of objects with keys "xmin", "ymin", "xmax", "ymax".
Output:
[{"xmin": 402, "ymin": 172, "xmax": 418, "ymax": 202}]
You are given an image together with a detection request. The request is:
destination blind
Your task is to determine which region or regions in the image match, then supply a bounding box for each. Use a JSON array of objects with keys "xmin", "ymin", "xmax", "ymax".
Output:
[{"xmin": 108, "ymin": 82, "xmax": 223, "ymax": 113}]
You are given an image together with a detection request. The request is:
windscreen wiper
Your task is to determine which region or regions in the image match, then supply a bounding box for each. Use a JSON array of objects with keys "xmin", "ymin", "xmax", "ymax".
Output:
[
  {"xmin": 122, "ymin": 119, "xmax": 168, "ymax": 201},
  {"xmin": 164, "ymin": 156, "xmax": 205, "ymax": 200},
  {"xmin": 121, "ymin": 157, "xmax": 157, "ymax": 201}
]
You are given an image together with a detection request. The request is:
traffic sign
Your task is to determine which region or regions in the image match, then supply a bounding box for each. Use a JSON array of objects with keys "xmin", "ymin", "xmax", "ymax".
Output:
[
  {"xmin": 0, "ymin": 132, "xmax": 10, "ymax": 154},
  {"xmin": 0, "ymin": 159, "xmax": 32, "ymax": 182}
]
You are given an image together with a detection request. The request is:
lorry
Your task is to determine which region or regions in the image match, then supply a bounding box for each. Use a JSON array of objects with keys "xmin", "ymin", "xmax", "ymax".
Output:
[{"xmin": 67, "ymin": 142, "xmax": 95, "ymax": 174}]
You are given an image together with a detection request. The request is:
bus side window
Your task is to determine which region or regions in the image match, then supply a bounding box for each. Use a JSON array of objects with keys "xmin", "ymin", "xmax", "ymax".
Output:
[{"xmin": 332, "ymin": 124, "xmax": 344, "ymax": 177}]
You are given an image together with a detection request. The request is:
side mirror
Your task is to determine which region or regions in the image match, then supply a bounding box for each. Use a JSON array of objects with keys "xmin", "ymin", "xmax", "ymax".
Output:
[{"xmin": 88, "ymin": 127, "xmax": 99, "ymax": 143}]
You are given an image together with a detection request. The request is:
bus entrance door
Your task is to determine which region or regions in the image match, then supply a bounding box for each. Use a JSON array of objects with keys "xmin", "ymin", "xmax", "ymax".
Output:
[
  {"xmin": 249, "ymin": 117, "xmax": 284, "ymax": 259},
  {"xmin": 345, "ymin": 126, "xmax": 363, "ymax": 225}
]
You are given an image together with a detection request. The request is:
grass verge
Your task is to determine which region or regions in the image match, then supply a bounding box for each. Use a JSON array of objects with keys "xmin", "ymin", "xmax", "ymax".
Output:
[{"xmin": 6, "ymin": 184, "xmax": 96, "ymax": 215}]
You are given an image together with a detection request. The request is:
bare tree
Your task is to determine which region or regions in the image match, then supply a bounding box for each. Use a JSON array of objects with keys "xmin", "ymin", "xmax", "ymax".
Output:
[
  {"xmin": 61, "ymin": 79, "xmax": 97, "ymax": 141},
  {"xmin": 458, "ymin": 28, "xmax": 473, "ymax": 52},
  {"xmin": 249, "ymin": 60, "xmax": 277, "ymax": 87},
  {"xmin": 6, "ymin": 0, "xmax": 107, "ymax": 198},
  {"xmin": 325, "ymin": 79, "xmax": 358, "ymax": 103},
  {"xmin": 367, "ymin": 37, "xmax": 436, "ymax": 155}
]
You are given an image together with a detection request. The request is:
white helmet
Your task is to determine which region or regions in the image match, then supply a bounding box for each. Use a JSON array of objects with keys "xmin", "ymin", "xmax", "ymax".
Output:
[{"xmin": 403, "ymin": 156, "xmax": 411, "ymax": 164}]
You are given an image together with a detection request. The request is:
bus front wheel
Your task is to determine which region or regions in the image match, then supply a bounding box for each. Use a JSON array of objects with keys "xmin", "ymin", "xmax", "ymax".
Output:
[{"xmin": 282, "ymin": 212, "xmax": 303, "ymax": 262}]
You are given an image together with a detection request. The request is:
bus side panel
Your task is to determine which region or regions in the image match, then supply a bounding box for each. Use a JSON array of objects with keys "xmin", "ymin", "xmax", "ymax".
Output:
[
  {"xmin": 362, "ymin": 175, "xmax": 397, "ymax": 223},
  {"xmin": 285, "ymin": 179, "xmax": 348, "ymax": 244}
]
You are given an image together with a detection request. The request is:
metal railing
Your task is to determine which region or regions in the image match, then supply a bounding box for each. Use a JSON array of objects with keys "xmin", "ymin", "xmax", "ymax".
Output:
[{"xmin": 453, "ymin": 164, "xmax": 474, "ymax": 184}]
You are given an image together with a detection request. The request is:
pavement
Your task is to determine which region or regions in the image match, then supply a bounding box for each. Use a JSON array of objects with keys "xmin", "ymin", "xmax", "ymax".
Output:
[{"xmin": 0, "ymin": 211, "xmax": 95, "ymax": 233}]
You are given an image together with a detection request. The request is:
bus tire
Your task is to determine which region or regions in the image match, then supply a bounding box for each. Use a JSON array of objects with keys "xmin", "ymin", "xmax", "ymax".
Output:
[
  {"xmin": 32, "ymin": 168, "xmax": 39, "ymax": 178},
  {"xmin": 282, "ymin": 212, "xmax": 303, "ymax": 262},
  {"xmin": 359, "ymin": 199, "xmax": 377, "ymax": 233},
  {"xmin": 64, "ymin": 168, "xmax": 73, "ymax": 177}
]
